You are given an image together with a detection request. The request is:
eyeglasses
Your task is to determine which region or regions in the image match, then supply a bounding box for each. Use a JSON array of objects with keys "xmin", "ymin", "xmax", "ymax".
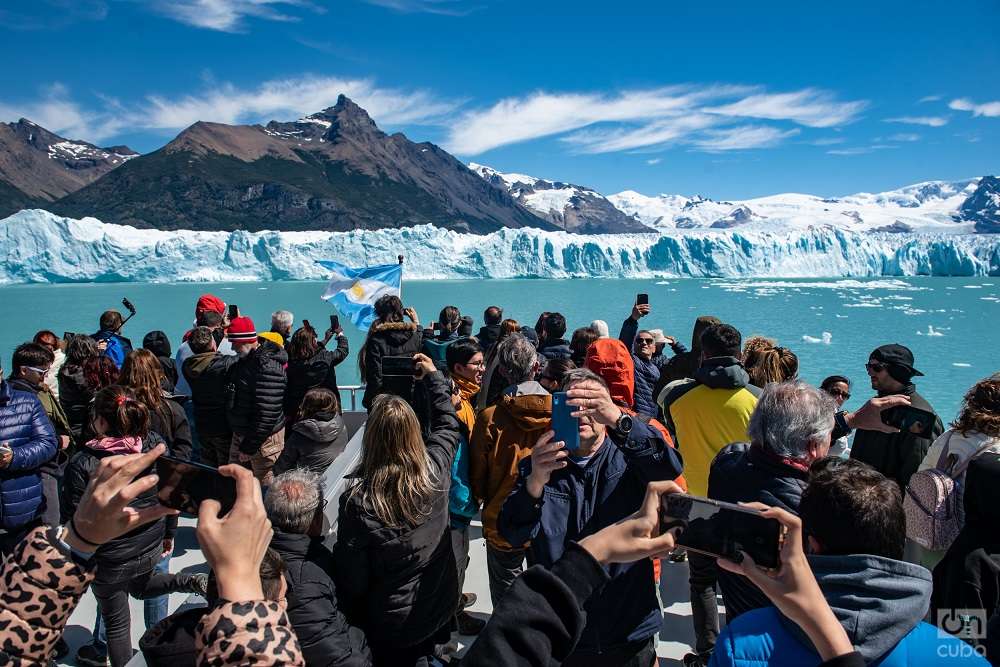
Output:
[
  {"xmin": 465, "ymin": 360, "xmax": 486, "ymax": 368},
  {"xmin": 636, "ymin": 338, "xmax": 655, "ymax": 345},
  {"xmin": 865, "ymin": 361, "xmax": 887, "ymax": 373}
]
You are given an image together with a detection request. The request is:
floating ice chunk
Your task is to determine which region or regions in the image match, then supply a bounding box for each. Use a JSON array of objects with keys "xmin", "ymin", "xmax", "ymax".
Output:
[
  {"xmin": 953, "ymin": 363, "xmax": 972, "ymax": 368},
  {"xmin": 656, "ymin": 280, "xmax": 670, "ymax": 285},
  {"xmin": 802, "ymin": 332, "xmax": 833, "ymax": 344},
  {"xmin": 963, "ymin": 285, "xmax": 983, "ymax": 289},
  {"xmin": 916, "ymin": 325, "xmax": 944, "ymax": 337},
  {"xmin": 835, "ymin": 314, "xmax": 849, "ymax": 318}
]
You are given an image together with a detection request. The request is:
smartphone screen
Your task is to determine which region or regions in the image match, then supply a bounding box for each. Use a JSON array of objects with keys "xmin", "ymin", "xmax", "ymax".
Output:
[
  {"xmin": 661, "ymin": 493, "xmax": 782, "ymax": 569},
  {"xmin": 330, "ymin": 314, "xmax": 340, "ymax": 331},
  {"xmin": 551, "ymin": 391, "xmax": 580, "ymax": 452},
  {"xmin": 636, "ymin": 293, "xmax": 649, "ymax": 306},
  {"xmin": 227, "ymin": 304, "xmax": 239, "ymax": 320},
  {"xmin": 382, "ymin": 355, "xmax": 416, "ymax": 378},
  {"xmin": 881, "ymin": 405, "xmax": 936, "ymax": 438},
  {"xmin": 156, "ymin": 455, "xmax": 237, "ymax": 517}
]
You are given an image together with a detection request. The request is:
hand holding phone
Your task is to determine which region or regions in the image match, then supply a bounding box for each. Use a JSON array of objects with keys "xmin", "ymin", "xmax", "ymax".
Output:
[
  {"xmin": 330, "ymin": 314, "xmax": 340, "ymax": 333},
  {"xmin": 383, "ymin": 355, "xmax": 418, "ymax": 378},
  {"xmin": 636, "ymin": 293, "xmax": 649, "ymax": 306},
  {"xmin": 661, "ymin": 493, "xmax": 782, "ymax": 569},
  {"xmin": 156, "ymin": 455, "xmax": 238, "ymax": 517},
  {"xmin": 880, "ymin": 405, "xmax": 936, "ymax": 438},
  {"xmin": 551, "ymin": 392, "xmax": 580, "ymax": 452},
  {"xmin": 526, "ymin": 431, "xmax": 570, "ymax": 498}
]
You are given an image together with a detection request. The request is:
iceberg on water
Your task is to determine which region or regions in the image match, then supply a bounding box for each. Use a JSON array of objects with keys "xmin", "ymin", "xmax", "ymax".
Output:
[
  {"xmin": 802, "ymin": 332, "xmax": 833, "ymax": 345},
  {"xmin": 1, "ymin": 209, "xmax": 1000, "ymax": 284}
]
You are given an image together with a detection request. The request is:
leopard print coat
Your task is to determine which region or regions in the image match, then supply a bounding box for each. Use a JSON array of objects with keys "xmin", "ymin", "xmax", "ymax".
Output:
[{"xmin": 0, "ymin": 527, "xmax": 303, "ymax": 666}]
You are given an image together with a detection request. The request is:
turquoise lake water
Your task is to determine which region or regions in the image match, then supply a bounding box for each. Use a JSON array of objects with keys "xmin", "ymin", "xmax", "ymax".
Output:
[{"xmin": 1, "ymin": 277, "xmax": 998, "ymax": 422}]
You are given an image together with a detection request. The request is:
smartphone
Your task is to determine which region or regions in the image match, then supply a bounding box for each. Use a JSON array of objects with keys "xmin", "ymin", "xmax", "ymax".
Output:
[
  {"xmin": 551, "ymin": 391, "xmax": 580, "ymax": 452},
  {"xmin": 155, "ymin": 455, "xmax": 237, "ymax": 517},
  {"xmin": 661, "ymin": 493, "xmax": 782, "ymax": 569},
  {"xmin": 63, "ymin": 331, "xmax": 76, "ymax": 341},
  {"xmin": 228, "ymin": 304, "xmax": 239, "ymax": 320},
  {"xmin": 432, "ymin": 322, "xmax": 441, "ymax": 332},
  {"xmin": 330, "ymin": 314, "xmax": 340, "ymax": 331},
  {"xmin": 881, "ymin": 405, "xmax": 937, "ymax": 438},
  {"xmin": 382, "ymin": 355, "xmax": 416, "ymax": 378},
  {"xmin": 636, "ymin": 293, "xmax": 649, "ymax": 306}
]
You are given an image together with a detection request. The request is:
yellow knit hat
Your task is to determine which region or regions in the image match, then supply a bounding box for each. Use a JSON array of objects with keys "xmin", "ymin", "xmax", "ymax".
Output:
[{"xmin": 258, "ymin": 331, "xmax": 285, "ymax": 348}]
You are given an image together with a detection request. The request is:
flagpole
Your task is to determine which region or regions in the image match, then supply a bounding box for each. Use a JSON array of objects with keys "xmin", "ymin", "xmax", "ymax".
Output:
[{"xmin": 397, "ymin": 254, "xmax": 404, "ymax": 300}]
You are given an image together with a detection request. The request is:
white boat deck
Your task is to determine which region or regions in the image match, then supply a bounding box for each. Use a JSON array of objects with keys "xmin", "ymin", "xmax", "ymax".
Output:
[{"xmin": 58, "ymin": 412, "xmax": 717, "ymax": 666}]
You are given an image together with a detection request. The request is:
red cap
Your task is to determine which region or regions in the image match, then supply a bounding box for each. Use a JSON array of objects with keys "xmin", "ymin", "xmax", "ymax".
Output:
[
  {"xmin": 227, "ymin": 316, "xmax": 257, "ymax": 344},
  {"xmin": 195, "ymin": 294, "xmax": 226, "ymax": 319}
]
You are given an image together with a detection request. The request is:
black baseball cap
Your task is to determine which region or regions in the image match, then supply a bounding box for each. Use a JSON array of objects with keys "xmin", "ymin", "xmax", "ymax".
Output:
[{"xmin": 870, "ymin": 343, "xmax": 924, "ymax": 378}]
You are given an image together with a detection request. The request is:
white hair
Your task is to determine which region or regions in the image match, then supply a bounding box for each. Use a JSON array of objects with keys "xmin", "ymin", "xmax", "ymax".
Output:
[
  {"xmin": 590, "ymin": 319, "xmax": 610, "ymax": 339},
  {"xmin": 265, "ymin": 469, "xmax": 323, "ymax": 534},
  {"xmin": 748, "ymin": 381, "xmax": 836, "ymax": 458},
  {"xmin": 271, "ymin": 310, "xmax": 294, "ymax": 331}
]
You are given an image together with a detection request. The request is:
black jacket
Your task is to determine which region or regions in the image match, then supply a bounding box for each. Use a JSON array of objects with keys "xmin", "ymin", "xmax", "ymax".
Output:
[
  {"xmin": 850, "ymin": 385, "xmax": 943, "ymax": 490},
  {"xmin": 63, "ymin": 432, "xmax": 167, "ymax": 566},
  {"xmin": 361, "ymin": 322, "xmax": 422, "ymax": 411},
  {"xmin": 149, "ymin": 395, "xmax": 193, "ymax": 461},
  {"xmin": 476, "ymin": 325, "xmax": 501, "ymax": 354},
  {"xmin": 270, "ymin": 530, "xmax": 371, "ymax": 667},
  {"xmin": 274, "ymin": 412, "xmax": 348, "ymax": 477},
  {"xmin": 58, "ymin": 364, "xmax": 92, "ymax": 444},
  {"xmin": 709, "ymin": 441, "xmax": 809, "ymax": 621},
  {"xmin": 182, "ymin": 352, "xmax": 238, "ymax": 438},
  {"xmin": 228, "ymin": 342, "xmax": 288, "ymax": 454},
  {"xmin": 334, "ymin": 372, "xmax": 460, "ymax": 648},
  {"xmin": 657, "ymin": 315, "xmax": 720, "ymax": 390},
  {"xmin": 538, "ymin": 338, "xmax": 572, "ymax": 361},
  {"xmin": 285, "ymin": 336, "xmax": 349, "ymax": 419}
]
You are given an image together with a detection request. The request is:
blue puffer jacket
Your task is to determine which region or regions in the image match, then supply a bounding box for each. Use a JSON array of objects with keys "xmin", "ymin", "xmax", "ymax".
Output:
[
  {"xmin": 619, "ymin": 318, "xmax": 659, "ymax": 418},
  {"xmin": 709, "ymin": 553, "xmax": 990, "ymax": 667},
  {"xmin": 0, "ymin": 381, "xmax": 57, "ymax": 529}
]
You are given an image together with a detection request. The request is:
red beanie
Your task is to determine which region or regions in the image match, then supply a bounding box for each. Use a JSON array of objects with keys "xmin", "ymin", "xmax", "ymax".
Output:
[
  {"xmin": 195, "ymin": 294, "xmax": 226, "ymax": 319},
  {"xmin": 227, "ymin": 316, "xmax": 257, "ymax": 344}
]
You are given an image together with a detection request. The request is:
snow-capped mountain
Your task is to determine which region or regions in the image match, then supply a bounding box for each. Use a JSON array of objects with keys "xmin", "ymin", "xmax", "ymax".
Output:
[
  {"xmin": 608, "ymin": 178, "xmax": 988, "ymax": 234},
  {"xmin": 2, "ymin": 209, "xmax": 998, "ymax": 284},
  {"xmin": 468, "ymin": 163, "xmax": 653, "ymax": 234}
]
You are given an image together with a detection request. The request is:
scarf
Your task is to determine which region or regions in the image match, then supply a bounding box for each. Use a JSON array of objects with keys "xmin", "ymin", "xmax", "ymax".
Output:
[
  {"xmin": 453, "ymin": 374, "xmax": 480, "ymax": 403},
  {"xmin": 86, "ymin": 435, "xmax": 143, "ymax": 455}
]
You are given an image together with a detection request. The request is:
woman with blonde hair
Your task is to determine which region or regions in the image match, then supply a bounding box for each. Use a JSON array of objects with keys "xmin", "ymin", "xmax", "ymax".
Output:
[
  {"xmin": 744, "ymin": 344, "xmax": 799, "ymax": 387},
  {"xmin": 334, "ymin": 353, "xmax": 461, "ymax": 666}
]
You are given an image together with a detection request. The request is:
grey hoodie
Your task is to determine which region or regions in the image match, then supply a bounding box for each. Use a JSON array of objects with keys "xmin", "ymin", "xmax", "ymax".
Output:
[{"xmin": 782, "ymin": 554, "xmax": 933, "ymax": 662}]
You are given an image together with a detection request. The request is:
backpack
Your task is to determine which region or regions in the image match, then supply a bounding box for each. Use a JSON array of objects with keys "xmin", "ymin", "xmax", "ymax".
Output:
[{"xmin": 904, "ymin": 431, "xmax": 994, "ymax": 551}]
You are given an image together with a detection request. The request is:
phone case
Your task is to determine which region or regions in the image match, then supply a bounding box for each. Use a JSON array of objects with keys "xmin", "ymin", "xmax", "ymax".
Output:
[{"xmin": 551, "ymin": 392, "xmax": 580, "ymax": 452}]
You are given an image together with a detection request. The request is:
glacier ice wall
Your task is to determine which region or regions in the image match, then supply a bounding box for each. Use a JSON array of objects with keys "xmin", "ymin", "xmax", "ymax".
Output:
[{"xmin": 1, "ymin": 209, "xmax": 998, "ymax": 284}]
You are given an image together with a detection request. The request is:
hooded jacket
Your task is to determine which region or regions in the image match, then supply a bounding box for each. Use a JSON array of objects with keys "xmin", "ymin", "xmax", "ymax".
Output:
[
  {"xmin": 618, "ymin": 317, "xmax": 661, "ymax": 418},
  {"xmin": 334, "ymin": 372, "xmax": 460, "ymax": 649},
  {"xmin": 57, "ymin": 363, "xmax": 93, "ymax": 445},
  {"xmin": 498, "ymin": 421, "xmax": 683, "ymax": 655},
  {"xmin": 710, "ymin": 554, "xmax": 987, "ymax": 666},
  {"xmin": 470, "ymin": 381, "xmax": 552, "ymax": 550},
  {"xmin": 285, "ymin": 336, "xmax": 350, "ymax": 420},
  {"xmin": 537, "ymin": 338, "xmax": 572, "ymax": 361},
  {"xmin": 660, "ymin": 357, "xmax": 760, "ymax": 495},
  {"xmin": 182, "ymin": 351, "xmax": 239, "ymax": 438},
  {"xmin": 228, "ymin": 341, "xmax": 288, "ymax": 454},
  {"xmin": 361, "ymin": 321, "xmax": 422, "ymax": 411},
  {"xmin": 0, "ymin": 381, "xmax": 57, "ymax": 529},
  {"xmin": 709, "ymin": 441, "xmax": 809, "ymax": 620},
  {"xmin": 477, "ymin": 324, "xmax": 501, "ymax": 354},
  {"xmin": 421, "ymin": 331, "xmax": 458, "ymax": 366},
  {"xmin": 274, "ymin": 412, "xmax": 348, "ymax": 477},
  {"xmin": 143, "ymin": 331, "xmax": 178, "ymax": 391},
  {"xmin": 270, "ymin": 530, "xmax": 371, "ymax": 667},
  {"xmin": 851, "ymin": 384, "xmax": 943, "ymax": 490}
]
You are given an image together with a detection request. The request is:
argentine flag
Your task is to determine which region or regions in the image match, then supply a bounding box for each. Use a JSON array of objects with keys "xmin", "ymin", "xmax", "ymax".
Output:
[{"xmin": 317, "ymin": 260, "xmax": 402, "ymax": 331}]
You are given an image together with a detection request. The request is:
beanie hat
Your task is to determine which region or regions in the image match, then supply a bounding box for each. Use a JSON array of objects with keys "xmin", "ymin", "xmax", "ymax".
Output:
[
  {"xmin": 590, "ymin": 319, "xmax": 610, "ymax": 339},
  {"xmin": 870, "ymin": 343, "xmax": 923, "ymax": 384},
  {"xmin": 195, "ymin": 294, "xmax": 226, "ymax": 319},
  {"xmin": 142, "ymin": 331, "xmax": 172, "ymax": 358},
  {"xmin": 258, "ymin": 331, "xmax": 284, "ymax": 348},
  {"xmin": 228, "ymin": 316, "xmax": 257, "ymax": 344}
]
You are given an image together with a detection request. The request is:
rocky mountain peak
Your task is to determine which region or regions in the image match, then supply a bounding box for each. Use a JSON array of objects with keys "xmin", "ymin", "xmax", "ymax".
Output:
[{"xmin": 959, "ymin": 175, "xmax": 1000, "ymax": 233}]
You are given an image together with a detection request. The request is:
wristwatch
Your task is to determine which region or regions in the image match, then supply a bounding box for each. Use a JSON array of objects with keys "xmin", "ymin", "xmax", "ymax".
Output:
[{"xmin": 614, "ymin": 411, "xmax": 634, "ymax": 436}]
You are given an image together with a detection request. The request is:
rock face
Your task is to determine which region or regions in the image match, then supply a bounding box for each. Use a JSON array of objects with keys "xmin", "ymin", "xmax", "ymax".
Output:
[
  {"xmin": 0, "ymin": 119, "xmax": 136, "ymax": 217},
  {"xmin": 957, "ymin": 176, "xmax": 1000, "ymax": 233},
  {"xmin": 710, "ymin": 205, "xmax": 760, "ymax": 229},
  {"xmin": 469, "ymin": 163, "xmax": 654, "ymax": 234},
  {"xmin": 53, "ymin": 97, "xmax": 557, "ymax": 234},
  {"xmin": 871, "ymin": 221, "xmax": 914, "ymax": 234}
]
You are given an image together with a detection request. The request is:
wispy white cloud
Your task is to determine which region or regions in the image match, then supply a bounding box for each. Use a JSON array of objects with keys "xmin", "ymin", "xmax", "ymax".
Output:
[
  {"xmin": 645, "ymin": 158, "xmax": 661, "ymax": 165},
  {"xmin": 827, "ymin": 144, "xmax": 896, "ymax": 156},
  {"xmin": 810, "ymin": 136, "xmax": 845, "ymax": 146},
  {"xmin": 146, "ymin": 0, "xmax": 318, "ymax": 32},
  {"xmin": 362, "ymin": 0, "xmax": 481, "ymax": 15},
  {"xmin": 887, "ymin": 132, "xmax": 920, "ymax": 142},
  {"xmin": 918, "ymin": 95, "xmax": 942, "ymax": 103},
  {"xmin": 692, "ymin": 126, "xmax": 799, "ymax": 152},
  {"xmin": 949, "ymin": 98, "xmax": 1000, "ymax": 118},
  {"xmin": 142, "ymin": 75, "xmax": 455, "ymax": 129},
  {"xmin": 704, "ymin": 89, "xmax": 866, "ymax": 128},
  {"xmin": 447, "ymin": 85, "xmax": 862, "ymax": 155},
  {"xmin": 0, "ymin": 83, "xmax": 125, "ymax": 141},
  {"xmin": 0, "ymin": 0, "xmax": 107, "ymax": 30},
  {"xmin": 883, "ymin": 115, "xmax": 948, "ymax": 127}
]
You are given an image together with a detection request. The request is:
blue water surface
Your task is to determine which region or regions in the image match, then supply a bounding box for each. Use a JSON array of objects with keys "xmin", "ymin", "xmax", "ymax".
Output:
[{"xmin": 1, "ymin": 277, "xmax": 997, "ymax": 422}]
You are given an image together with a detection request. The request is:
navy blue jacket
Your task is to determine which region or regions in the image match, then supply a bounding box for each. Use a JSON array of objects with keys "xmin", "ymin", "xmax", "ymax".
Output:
[
  {"xmin": 498, "ymin": 421, "xmax": 683, "ymax": 656},
  {"xmin": 618, "ymin": 318, "xmax": 660, "ymax": 418},
  {"xmin": 537, "ymin": 338, "xmax": 572, "ymax": 361},
  {"xmin": 0, "ymin": 380, "xmax": 58, "ymax": 529}
]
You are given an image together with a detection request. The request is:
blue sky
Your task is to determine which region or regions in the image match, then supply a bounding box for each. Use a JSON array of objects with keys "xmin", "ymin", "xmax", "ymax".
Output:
[{"xmin": 1, "ymin": 0, "xmax": 998, "ymax": 199}]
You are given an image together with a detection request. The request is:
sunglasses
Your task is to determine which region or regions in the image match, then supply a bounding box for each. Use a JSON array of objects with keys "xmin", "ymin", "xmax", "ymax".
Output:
[
  {"xmin": 636, "ymin": 338, "xmax": 655, "ymax": 345},
  {"xmin": 25, "ymin": 366, "xmax": 50, "ymax": 375},
  {"xmin": 866, "ymin": 361, "xmax": 887, "ymax": 373},
  {"xmin": 829, "ymin": 389, "xmax": 851, "ymax": 400}
]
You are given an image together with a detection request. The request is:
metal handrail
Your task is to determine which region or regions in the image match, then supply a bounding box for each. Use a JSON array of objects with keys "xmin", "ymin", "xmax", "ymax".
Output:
[{"xmin": 337, "ymin": 385, "xmax": 366, "ymax": 412}]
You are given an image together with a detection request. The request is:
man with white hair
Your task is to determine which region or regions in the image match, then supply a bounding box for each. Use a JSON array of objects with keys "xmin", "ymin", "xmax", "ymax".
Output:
[
  {"xmin": 271, "ymin": 310, "xmax": 294, "ymax": 346},
  {"xmin": 265, "ymin": 470, "xmax": 370, "ymax": 666}
]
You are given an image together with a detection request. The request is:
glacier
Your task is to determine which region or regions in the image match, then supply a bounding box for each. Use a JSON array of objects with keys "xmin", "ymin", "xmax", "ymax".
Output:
[{"xmin": 1, "ymin": 209, "xmax": 998, "ymax": 284}]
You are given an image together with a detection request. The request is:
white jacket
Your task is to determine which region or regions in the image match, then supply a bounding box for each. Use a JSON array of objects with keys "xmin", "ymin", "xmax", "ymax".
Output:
[{"xmin": 917, "ymin": 428, "xmax": 1000, "ymax": 472}]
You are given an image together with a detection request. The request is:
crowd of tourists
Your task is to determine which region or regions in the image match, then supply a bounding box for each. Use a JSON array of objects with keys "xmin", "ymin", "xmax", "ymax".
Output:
[{"xmin": 0, "ymin": 291, "xmax": 997, "ymax": 666}]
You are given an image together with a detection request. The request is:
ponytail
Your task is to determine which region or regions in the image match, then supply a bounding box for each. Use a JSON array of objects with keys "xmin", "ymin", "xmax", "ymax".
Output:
[{"xmin": 93, "ymin": 385, "xmax": 150, "ymax": 438}]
